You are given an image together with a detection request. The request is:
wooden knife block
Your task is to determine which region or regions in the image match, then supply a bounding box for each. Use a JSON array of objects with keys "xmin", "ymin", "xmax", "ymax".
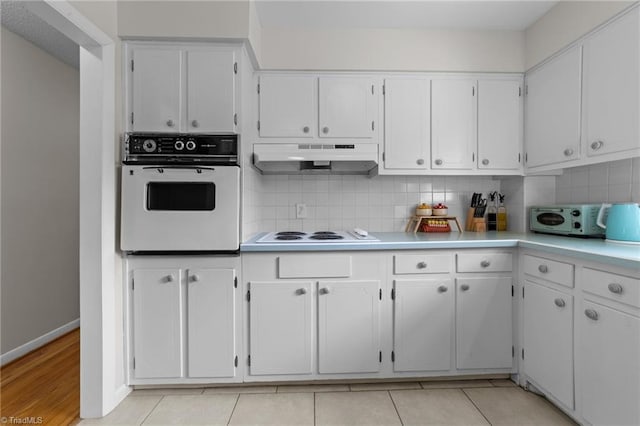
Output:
[{"xmin": 465, "ymin": 207, "xmax": 487, "ymax": 232}]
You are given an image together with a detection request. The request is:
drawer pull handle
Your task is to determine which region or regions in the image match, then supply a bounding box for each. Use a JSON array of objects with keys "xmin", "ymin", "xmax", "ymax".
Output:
[
  {"xmin": 319, "ymin": 287, "xmax": 330, "ymax": 295},
  {"xmin": 165, "ymin": 274, "xmax": 175, "ymax": 283},
  {"xmin": 322, "ymin": 126, "xmax": 329, "ymax": 134},
  {"xmin": 460, "ymin": 284, "xmax": 470, "ymax": 292},
  {"xmin": 190, "ymin": 274, "xmax": 200, "ymax": 282},
  {"xmin": 166, "ymin": 119, "xmax": 175, "ymax": 127},
  {"xmin": 480, "ymin": 260, "xmax": 491, "ymax": 268},
  {"xmin": 303, "ymin": 126, "xmax": 310, "ymax": 134},
  {"xmin": 417, "ymin": 262, "xmax": 427, "ymax": 269},
  {"xmin": 296, "ymin": 288, "xmax": 307, "ymax": 295},
  {"xmin": 608, "ymin": 283, "xmax": 623, "ymax": 294},
  {"xmin": 563, "ymin": 148, "xmax": 574, "ymax": 157},
  {"xmin": 538, "ymin": 265, "xmax": 548, "ymax": 273},
  {"xmin": 554, "ymin": 298, "xmax": 566, "ymax": 308},
  {"xmin": 585, "ymin": 309, "xmax": 599, "ymax": 321},
  {"xmin": 438, "ymin": 285, "xmax": 448, "ymax": 293},
  {"xmin": 191, "ymin": 120, "xmax": 199, "ymax": 128},
  {"xmin": 590, "ymin": 140, "xmax": 604, "ymax": 151}
]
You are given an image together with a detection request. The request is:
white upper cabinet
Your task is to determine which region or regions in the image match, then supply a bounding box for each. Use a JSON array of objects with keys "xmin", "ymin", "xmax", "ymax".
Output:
[
  {"xmin": 258, "ymin": 75, "xmax": 316, "ymax": 138},
  {"xmin": 128, "ymin": 44, "xmax": 237, "ymax": 134},
  {"xmin": 382, "ymin": 78, "xmax": 430, "ymax": 171},
  {"xmin": 319, "ymin": 77, "xmax": 377, "ymax": 138},
  {"xmin": 431, "ymin": 79, "xmax": 477, "ymax": 170},
  {"xmin": 525, "ymin": 45, "xmax": 582, "ymax": 169},
  {"xmin": 478, "ymin": 79, "xmax": 523, "ymax": 170},
  {"xmin": 132, "ymin": 49, "xmax": 182, "ymax": 133},
  {"xmin": 186, "ymin": 50, "xmax": 236, "ymax": 133},
  {"xmin": 583, "ymin": 7, "xmax": 640, "ymax": 158}
]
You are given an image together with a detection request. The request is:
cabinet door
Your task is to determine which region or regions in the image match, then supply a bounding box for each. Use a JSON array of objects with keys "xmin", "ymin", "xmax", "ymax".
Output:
[
  {"xmin": 132, "ymin": 48, "xmax": 182, "ymax": 133},
  {"xmin": 318, "ymin": 77, "xmax": 377, "ymax": 138},
  {"xmin": 431, "ymin": 79, "xmax": 476, "ymax": 169},
  {"xmin": 393, "ymin": 279, "xmax": 453, "ymax": 372},
  {"xmin": 187, "ymin": 50, "xmax": 236, "ymax": 133},
  {"xmin": 318, "ymin": 280, "xmax": 380, "ymax": 374},
  {"xmin": 478, "ymin": 80, "xmax": 522, "ymax": 170},
  {"xmin": 581, "ymin": 301, "xmax": 640, "ymax": 426},
  {"xmin": 383, "ymin": 78, "xmax": 430, "ymax": 170},
  {"xmin": 456, "ymin": 277, "xmax": 512, "ymax": 369},
  {"xmin": 523, "ymin": 282, "xmax": 574, "ymax": 409},
  {"xmin": 187, "ymin": 268, "xmax": 236, "ymax": 378},
  {"xmin": 583, "ymin": 8, "xmax": 640, "ymax": 157},
  {"xmin": 132, "ymin": 269, "xmax": 183, "ymax": 379},
  {"xmin": 525, "ymin": 46, "xmax": 582, "ymax": 168},
  {"xmin": 249, "ymin": 281, "xmax": 313, "ymax": 375},
  {"xmin": 259, "ymin": 75, "xmax": 316, "ymax": 137}
]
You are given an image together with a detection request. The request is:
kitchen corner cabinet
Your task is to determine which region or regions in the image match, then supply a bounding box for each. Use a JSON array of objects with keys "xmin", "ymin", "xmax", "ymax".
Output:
[
  {"xmin": 128, "ymin": 44, "xmax": 237, "ymax": 134},
  {"xmin": 431, "ymin": 79, "xmax": 477, "ymax": 170},
  {"xmin": 524, "ymin": 45, "xmax": 582, "ymax": 169}
]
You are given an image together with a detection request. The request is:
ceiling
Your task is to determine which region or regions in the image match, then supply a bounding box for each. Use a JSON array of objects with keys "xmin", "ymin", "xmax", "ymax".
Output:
[{"xmin": 254, "ymin": 1, "xmax": 558, "ymax": 31}]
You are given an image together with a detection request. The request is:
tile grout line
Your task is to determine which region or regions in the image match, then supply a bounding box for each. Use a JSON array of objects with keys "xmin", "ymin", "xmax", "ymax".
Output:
[
  {"xmin": 387, "ymin": 390, "xmax": 405, "ymax": 426},
  {"xmin": 139, "ymin": 395, "xmax": 165, "ymax": 426},
  {"xmin": 226, "ymin": 393, "xmax": 241, "ymax": 426},
  {"xmin": 461, "ymin": 388, "xmax": 494, "ymax": 426}
]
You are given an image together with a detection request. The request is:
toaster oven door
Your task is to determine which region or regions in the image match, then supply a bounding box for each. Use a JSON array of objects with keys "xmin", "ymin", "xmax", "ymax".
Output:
[{"xmin": 531, "ymin": 208, "xmax": 573, "ymax": 233}]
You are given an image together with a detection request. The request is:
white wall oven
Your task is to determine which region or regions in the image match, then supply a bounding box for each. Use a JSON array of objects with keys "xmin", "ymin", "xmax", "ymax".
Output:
[{"xmin": 121, "ymin": 134, "xmax": 240, "ymax": 253}]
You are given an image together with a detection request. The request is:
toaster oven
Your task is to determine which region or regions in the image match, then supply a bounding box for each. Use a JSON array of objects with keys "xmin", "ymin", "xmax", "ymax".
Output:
[{"xmin": 530, "ymin": 205, "xmax": 605, "ymax": 237}]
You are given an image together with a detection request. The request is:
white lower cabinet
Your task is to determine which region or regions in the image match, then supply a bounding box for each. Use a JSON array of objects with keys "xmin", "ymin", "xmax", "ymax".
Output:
[
  {"xmin": 456, "ymin": 277, "xmax": 513, "ymax": 370},
  {"xmin": 523, "ymin": 281, "xmax": 574, "ymax": 409},
  {"xmin": 393, "ymin": 279, "xmax": 453, "ymax": 372},
  {"xmin": 580, "ymin": 300, "xmax": 640, "ymax": 426}
]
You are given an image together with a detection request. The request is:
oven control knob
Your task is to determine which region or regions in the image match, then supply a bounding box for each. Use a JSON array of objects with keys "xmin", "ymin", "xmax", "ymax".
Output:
[
  {"xmin": 571, "ymin": 210, "xmax": 581, "ymax": 217},
  {"xmin": 186, "ymin": 140, "xmax": 197, "ymax": 151},
  {"xmin": 574, "ymin": 222, "xmax": 582, "ymax": 229},
  {"xmin": 174, "ymin": 140, "xmax": 185, "ymax": 151},
  {"xmin": 142, "ymin": 139, "xmax": 157, "ymax": 153}
]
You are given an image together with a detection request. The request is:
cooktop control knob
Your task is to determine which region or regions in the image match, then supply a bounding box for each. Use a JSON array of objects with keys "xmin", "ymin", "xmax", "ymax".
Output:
[
  {"xmin": 571, "ymin": 210, "xmax": 581, "ymax": 217},
  {"xmin": 142, "ymin": 139, "xmax": 157, "ymax": 153},
  {"xmin": 174, "ymin": 140, "xmax": 185, "ymax": 151},
  {"xmin": 574, "ymin": 222, "xmax": 582, "ymax": 229},
  {"xmin": 186, "ymin": 140, "xmax": 197, "ymax": 151}
]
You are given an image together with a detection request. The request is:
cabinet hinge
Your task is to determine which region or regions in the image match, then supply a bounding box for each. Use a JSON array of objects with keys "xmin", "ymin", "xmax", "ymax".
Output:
[
  {"xmin": 234, "ymin": 276, "xmax": 238, "ymax": 288},
  {"xmin": 511, "ymin": 285, "xmax": 514, "ymax": 297},
  {"xmin": 234, "ymin": 113, "xmax": 238, "ymax": 126},
  {"xmin": 257, "ymin": 83, "xmax": 260, "ymax": 94},
  {"xmin": 257, "ymin": 120, "xmax": 260, "ymax": 131},
  {"xmin": 391, "ymin": 288, "xmax": 395, "ymax": 300},
  {"xmin": 131, "ymin": 59, "xmax": 134, "ymax": 72},
  {"xmin": 371, "ymin": 121, "xmax": 375, "ymax": 131},
  {"xmin": 133, "ymin": 357, "xmax": 135, "ymax": 369},
  {"xmin": 525, "ymin": 153, "xmax": 528, "ymax": 163},
  {"xmin": 472, "ymin": 152, "xmax": 475, "ymax": 162},
  {"xmin": 525, "ymin": 85, "xmax": 529, "ymax": 96},
  {"xmin": 234, "ymin": 355, "xmax": 238, "ymax": 367},
  {"xmin": 371, "ymin": 84, "xmax": 374, "ymax": 95},
  {"xmin": 518, "ymin": 86, "xmax": 522, "ymax": 97},
  {"xmin": 391, "ymin": 351, "xmax": 395, "ymax": 362},
  {"xmin": 382, "ymin": 152, "xmax": 385, "ymax": 162},
  {"xmin": 247, "ymin": 290, "xmax": 251, "ymax": 302},
  {"xmin": 382, "ymin": 84, "xmax": 386, "ymax": 95},
  {"xmin": 248, "ymin": 355, "xmax": 251, "ymax": 366},
  {"xmin": 234, "ymin": 62, "xmax": 238, "ymax": 74},
  {"xmin": 522, "ymin": 287, "xmax": 525, "ymax": 298},
  {"xmin": 379, "ymin": 351, "xmax": 382, "ymax": 363},
  {"xmin": 132, "ymin": 279, "xmax": 134, "ymax": 290},
  {"xmin": 131, "ymin": 112, "xmax": 134, "ymax": 125},
  {"xmin": 522, "ymin": 348, "xmax": 525, "ymax": 360},
  {"xmin": 379, "ymin": 288, "xmax": 382, "ymax": 300},
  {"xmin": 518, "ymin": 153, "xmax": 521, "ymax": 163},
  {"xmin": 512, "ymin": 346, "xmax": 515, "ymax": 357},
  {"xmin": 472, "ymin": 86, "xmax": 475, "ymax": 96}
]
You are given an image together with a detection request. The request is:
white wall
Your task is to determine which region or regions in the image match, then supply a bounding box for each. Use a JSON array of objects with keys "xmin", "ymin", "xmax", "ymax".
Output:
[
  {"xmin": 1, "ymin": 27, "xmax": 79, "ymax": 354},
  {"xmin": 524, "ymin": 1, "xmax": 634, "ymax": 70},
  {"xmin": 260, "ymin": 28, "xmax": 525, "ymax": 72}
]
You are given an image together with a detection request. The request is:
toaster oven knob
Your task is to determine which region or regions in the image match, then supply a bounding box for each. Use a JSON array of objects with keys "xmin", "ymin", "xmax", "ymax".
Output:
[
  {"xmin": 574, "ymin": 222, "xmax": 582, "ymax": 229},
  {"xmin": 186, "ymin": 140, "xmax": 196, "ymax": 151},
  {"xmin": 174, "ymin": 140, "xmax": 185, "ymax": 151},
  {"xmin": 142, "ymin": 139, "xmax": 157, "ymax": 153},
  {"xmin": 571, "ymin": 209, "xmax": 581, "ymax": 217}
]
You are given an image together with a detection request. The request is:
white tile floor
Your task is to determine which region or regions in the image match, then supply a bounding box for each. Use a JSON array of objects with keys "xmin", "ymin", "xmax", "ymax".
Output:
[{"xmin": 79, "ymin": 379, "xmax": 577, "ymax": 425}]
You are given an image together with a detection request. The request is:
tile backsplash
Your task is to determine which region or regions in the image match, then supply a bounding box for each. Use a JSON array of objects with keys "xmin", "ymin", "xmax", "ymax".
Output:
[
  {"xmin": 249, "ymin": 174, "xmax": 500, "ymax": 233},
  {"xmin": 555, "ymin": 158, "xmax": 640, "ymax": 204}
]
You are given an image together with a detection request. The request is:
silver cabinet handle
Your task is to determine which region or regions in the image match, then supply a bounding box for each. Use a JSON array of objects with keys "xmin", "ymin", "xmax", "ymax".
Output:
[
  {"xmin": 322, "ymin": 126, "xmax": 329, "ymax": 134},
  {"xmin": 296, "ymin": 288, "xmax": 307, "ymax": 295},
  {"xmin": 303, "ymin": 126, "xmax": 310, "ymax": 134},
  {"xmin": 590, "ymin": 140, "xmax": 604, "ymax": 151},
  {"xmin": 417, "ymin": 159, "xmax": 424, "ymax": 165},
  {"xmin": 585, "ymin": 309, "xmax": 599, "ymax": 321},
  {"xmin": 166, "ymin": 119, "xmax": 175, "ymax": 127},
  {"xmin": 460, "ymin": 284, "xmax": 470, "ymax": 292},
  {"xmin": 482, "ymin": 159, "xmax": 489, "ymax": 165},
  {"xmin": 191, "ymin": 120, "xmax": 199, "ymax": 128},
  {"xmin": 435, "ymin": 159, "xmax": 443, "ymax": 166},
  {"xmin": 417, "ymin": 262, "xmax": 427, "ymax": 269},
  {"xmin": 165, "ymin": 274, "xmax": 175, "ymax": 283},
  {"xmin": 480, "ymin": 260, "xmax": 491, "ymax": 268},
  {"xmin": 563, "ymin": 148, "xmax": 574, "ymax": 157},
  {"xmin": 319, "ymin": 287, "xmax": 330, "ymax": 295},
  {"xmin": 554, "ymin": 298, "xmax": 566, "ymax": 308},
  {"xmin": 190, "ymin": 274, "xmax": 200, "ymax": 282},
  {"xmin": 608, "ymin": 283, "xmax": 623, "ymax": 294},
  {"xmin": 438, "ymin": 285, "xmax": 448, "ymax": 293},
  {"xmin": 538, "ymin": 264, "xmax": 548, "ymax": 273}
]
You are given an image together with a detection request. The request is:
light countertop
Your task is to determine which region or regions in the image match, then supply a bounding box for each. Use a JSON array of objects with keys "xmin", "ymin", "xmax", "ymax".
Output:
[{"xmin": 241, "ymin": 231, "xmax": 640, "ymax": 269}]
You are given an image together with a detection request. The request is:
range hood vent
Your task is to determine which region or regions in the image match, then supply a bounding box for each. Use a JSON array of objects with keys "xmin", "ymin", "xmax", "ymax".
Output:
[{"xmin": 253, "ymin": 143, "xmax": 379, "ymax": 175}]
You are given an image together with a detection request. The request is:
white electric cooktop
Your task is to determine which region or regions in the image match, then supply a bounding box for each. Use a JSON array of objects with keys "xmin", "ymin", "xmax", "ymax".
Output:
[{"xmin": 256, "ymin": 229, "xmax": 379, "ymax": 243}]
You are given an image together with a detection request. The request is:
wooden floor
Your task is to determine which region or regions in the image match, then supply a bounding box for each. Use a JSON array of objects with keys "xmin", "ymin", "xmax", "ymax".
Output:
[{"xmin": 1, "ymin": 328, "xmax": 80, "ymax": 425}]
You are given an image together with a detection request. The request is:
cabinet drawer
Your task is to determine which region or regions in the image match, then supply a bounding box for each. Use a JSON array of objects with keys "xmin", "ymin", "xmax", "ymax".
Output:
[
  {"xmin": 523, "ymin": 255, "xmax": 574, "ymax": 288},
  {"xmin": 394, "ymin": 254, "xmax": 451, "ymax": 274},
  {"xmin": 583, "ymin": 268, "xmax": 640, "ymax": 309},
  {"xmin": 278, "ymin": 255, "xmax": 351, "ymax": 278},
  {"xmin": 456, "ymin": 253, "xmax": 512, "ymax": 273}
]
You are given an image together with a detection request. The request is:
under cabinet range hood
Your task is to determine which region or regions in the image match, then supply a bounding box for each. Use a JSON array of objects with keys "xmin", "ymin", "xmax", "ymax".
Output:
[{"xmin": 253, "ymin": 143, "xmax": 379, "ymax": 175}]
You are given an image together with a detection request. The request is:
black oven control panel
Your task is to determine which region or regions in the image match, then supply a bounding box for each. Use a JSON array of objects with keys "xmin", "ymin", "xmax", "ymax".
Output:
[{"xmin": 124, "ymin": 133, "xmax": 238, "ymax": 165}]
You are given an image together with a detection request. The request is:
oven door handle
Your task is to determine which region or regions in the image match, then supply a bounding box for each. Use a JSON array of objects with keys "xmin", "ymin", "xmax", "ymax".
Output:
[{"xmin": 142, "ymin": 166, "xmax": 216, "ymax": 173}]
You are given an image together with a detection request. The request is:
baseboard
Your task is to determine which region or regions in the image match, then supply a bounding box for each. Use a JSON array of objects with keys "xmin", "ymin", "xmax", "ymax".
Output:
[{"xmin": 0, "ymin": 318, "xmax": 80, "ymax": 366}]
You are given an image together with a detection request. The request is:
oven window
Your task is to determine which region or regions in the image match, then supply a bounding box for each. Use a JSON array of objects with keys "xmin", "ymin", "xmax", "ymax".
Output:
[
  {"xmin": 536, "ymin": 212, "xmax": 565, "ymax": 226},
  {"xmin": 147, "ymin": 182, "xmax": 215, "ymax": 211}
]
